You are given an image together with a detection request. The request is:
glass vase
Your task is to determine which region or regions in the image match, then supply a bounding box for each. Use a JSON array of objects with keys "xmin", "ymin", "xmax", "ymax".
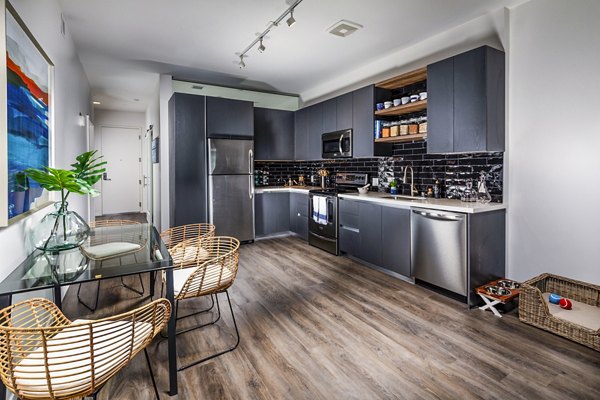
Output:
[{"xmin": 31, "ymin": 202, "xmax": 90, "ymax": 252}]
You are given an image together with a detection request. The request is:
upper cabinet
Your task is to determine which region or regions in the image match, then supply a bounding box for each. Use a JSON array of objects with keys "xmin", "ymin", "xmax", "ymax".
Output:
[
  {"xmin": 336, "ymin": 92, "xmax": 353, "ymax": 130},
  {"xmin": 353, "ymin": 85, "xmax": 392, "ymax": 157},
  {"xmin": 206, "ymin": 97, "xmax": 254, "ymax": 138},
  {"xmin": 254, "ymin": 107, "xmax": 294, "ymax": 160},
  {"xmin": 307, "ymin": 103, "xmax": 324, "ymax": 160},
  {"xmin": 427, "ymin": 46, "xmax": 505, "ymax": 153},
  {"xmin": 294, "ymin": 107, "xmax": 309, "ymax": 160}
]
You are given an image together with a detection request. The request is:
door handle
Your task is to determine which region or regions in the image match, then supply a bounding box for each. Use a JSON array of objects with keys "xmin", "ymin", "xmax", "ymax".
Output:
[
  {"xmin": 249, "ymin": 176, "xmax": 253, "ymax": 200},
  {"xmin": 248, "ymin": 149, "xmax": 253, "ymax": 174},
  {"xmin": 103, "ymin": 172, "xmax": 111, "ymax": 181}
]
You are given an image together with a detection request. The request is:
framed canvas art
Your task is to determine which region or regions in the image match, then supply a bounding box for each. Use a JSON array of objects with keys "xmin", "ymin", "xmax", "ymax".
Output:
[{"xmin": 0, "ymin": 0, "xmax": 54, "ymax": 226}]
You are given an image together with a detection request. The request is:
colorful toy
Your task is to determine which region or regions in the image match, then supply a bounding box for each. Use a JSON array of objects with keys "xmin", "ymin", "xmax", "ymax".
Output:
[
  {"xmin": 549, "ymin": 293, "xmax": 562, "ymax": 304},
  {"xmin": 559, "ymin": 298, "xmax": 573, "ymax": 310}
]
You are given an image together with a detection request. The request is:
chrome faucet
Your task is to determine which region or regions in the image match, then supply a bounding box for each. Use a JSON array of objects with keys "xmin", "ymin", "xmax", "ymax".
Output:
[{"xmin": 402, "ymin": 166, "xmax": 418, "ymax": 197}]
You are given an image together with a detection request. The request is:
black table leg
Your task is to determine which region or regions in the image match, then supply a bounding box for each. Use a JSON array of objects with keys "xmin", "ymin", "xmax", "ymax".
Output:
[
  {"xmin": 165, "ymin": 268, "xmax": 178, "ymax": 396},
  {"xmin": 149, "ymin": 271, "xmax": 156, "ymax": 298},
  {"xmin": 53, "ymin": 284, "xmax": 62, "ymax": 310}
]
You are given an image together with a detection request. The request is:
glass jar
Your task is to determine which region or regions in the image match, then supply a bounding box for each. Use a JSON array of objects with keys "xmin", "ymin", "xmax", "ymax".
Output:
[{"xmin": 30, "ymin": 202, "xmax": 90, "ymax": 252}]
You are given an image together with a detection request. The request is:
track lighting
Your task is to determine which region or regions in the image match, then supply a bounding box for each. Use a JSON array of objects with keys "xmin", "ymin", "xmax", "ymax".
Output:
[
  {"xmin": 235, "ymin": 0, "xmax": 303, "ymax": 68},
  {"xmin": 286, "ymin": 9, "xmax": 296, "ymax": 27}
]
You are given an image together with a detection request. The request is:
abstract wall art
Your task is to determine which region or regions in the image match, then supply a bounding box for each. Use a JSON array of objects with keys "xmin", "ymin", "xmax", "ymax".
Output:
[{"xmin": 1, "ymin": 1, "xmax": 53, "ymax": 226}]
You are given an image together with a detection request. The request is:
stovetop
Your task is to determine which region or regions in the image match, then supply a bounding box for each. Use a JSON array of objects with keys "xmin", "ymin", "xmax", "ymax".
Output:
[
  {"xmin": 309, "ymin": 187, "xmax": 356, "ymax": 196},
  {"xmin": 309, "ymin": 172, "xmax": 369, "ymax": 196}
]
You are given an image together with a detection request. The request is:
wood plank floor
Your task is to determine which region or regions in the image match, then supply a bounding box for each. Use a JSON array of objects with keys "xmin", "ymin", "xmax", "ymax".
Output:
[{"xmin": 63, "ymin": 236, "xmax": 600, "ymax": 400}]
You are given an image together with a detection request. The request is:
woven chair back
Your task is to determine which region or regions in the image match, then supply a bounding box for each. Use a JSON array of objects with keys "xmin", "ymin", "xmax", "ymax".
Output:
[
  {"xmin": 0, "ymin": 298, "xmax": 170, "ymax": 400},
  {"xmin": 176, "ymin": 236, "xmax": 240, "ymax": 300}
]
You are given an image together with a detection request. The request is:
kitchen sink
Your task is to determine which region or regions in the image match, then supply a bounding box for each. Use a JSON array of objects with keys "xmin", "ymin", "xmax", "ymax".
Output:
[{"xmin": 383, "ymin": 195, "xmax": 428, "ymax": 201}]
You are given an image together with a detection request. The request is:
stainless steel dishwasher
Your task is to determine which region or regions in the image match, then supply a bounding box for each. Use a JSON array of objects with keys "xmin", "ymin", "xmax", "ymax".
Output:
[{"xmin": 411, "ymin": 208, "xmax": 467, "ymax": 296}]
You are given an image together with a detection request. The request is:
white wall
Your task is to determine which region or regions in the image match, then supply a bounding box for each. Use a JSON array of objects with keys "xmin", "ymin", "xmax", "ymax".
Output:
[
  {"xmin": 159, "ymin": 74, "xmax": 173, "ymax": 232},
  {"xmin": 92, "ymin": 109, "xmax": 146, "ymax": 217},
  {"xmin": 145, "ymin": 80, "xmax": 161, "ymax": 227},
  {"xmin": 0, "ymin": 0, "xmax": 90, "ymax": 277},
  {"xmin": 507, "ymin": 0, "xmax": 600, "ymax": 284}
]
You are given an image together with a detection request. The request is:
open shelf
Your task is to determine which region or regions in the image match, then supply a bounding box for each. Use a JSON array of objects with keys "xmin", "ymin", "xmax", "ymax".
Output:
[
  {"xmin": 376, "ymin": 67, "xmax": 427, "ymax": 90},
  {"xmin": 374, "ymin": 99, "xmax": 427, "ymax": 117},
  {"xmin": 375, "ymin": 133, "xmax": 427, "ymax": 143}
]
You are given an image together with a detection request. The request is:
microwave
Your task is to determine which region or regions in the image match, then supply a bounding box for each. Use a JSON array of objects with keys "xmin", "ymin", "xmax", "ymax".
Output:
[{"xmin": 322, "ymin": 129, "xmax": 352, "ymax": 158}]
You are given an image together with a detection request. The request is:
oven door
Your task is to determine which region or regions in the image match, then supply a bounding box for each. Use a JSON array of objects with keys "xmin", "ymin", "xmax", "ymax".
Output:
[
  {"xmin": 322, "ymin": 129, "xmax": 352, "ymax": 158},
  {"xmin": 308, "ymin": 194, "xmax": 338, "ymax": 255}
]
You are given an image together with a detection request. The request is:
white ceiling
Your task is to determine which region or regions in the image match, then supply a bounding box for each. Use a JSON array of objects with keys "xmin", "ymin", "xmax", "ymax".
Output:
[{"xmin": 58, "ymin": 0, "xmax": 522, "ymax": 112}]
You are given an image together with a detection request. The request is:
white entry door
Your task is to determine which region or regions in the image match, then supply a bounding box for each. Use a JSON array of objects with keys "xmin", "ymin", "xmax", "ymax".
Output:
[{"xmin": 101, "ymin": 126, "xmax": 141, "ymax": 214}]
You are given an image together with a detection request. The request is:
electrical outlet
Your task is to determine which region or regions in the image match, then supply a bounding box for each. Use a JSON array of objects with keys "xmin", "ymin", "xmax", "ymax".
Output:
[{"xmin": 372, "ymin": 178, "xmax": 379, "ymax": 187}]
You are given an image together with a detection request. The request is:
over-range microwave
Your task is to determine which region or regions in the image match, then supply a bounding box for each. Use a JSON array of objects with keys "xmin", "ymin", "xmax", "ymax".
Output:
[{"xmin": 322, "ymin": 129, "xmax": 352, "ymax": 158}]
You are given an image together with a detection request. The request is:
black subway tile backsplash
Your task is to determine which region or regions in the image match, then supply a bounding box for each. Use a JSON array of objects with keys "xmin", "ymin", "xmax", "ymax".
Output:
[{"xmin": 255, "ymin": 140, "xmax": 503, "ymax": 202}]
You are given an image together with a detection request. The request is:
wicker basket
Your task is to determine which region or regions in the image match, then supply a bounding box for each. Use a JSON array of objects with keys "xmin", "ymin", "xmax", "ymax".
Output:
[{"xmin": 519, "ymin": 273, "xmax": 600, "ymax": 351}]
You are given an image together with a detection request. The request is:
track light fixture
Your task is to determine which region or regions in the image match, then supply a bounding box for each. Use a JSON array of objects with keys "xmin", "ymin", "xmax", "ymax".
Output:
[
  {"xmin": 286, "ymin": 9, "xmax": 296, "ymax": 27},
  {"xmin": 235, "ymin": 0, "xmax": 303, "ymax": 68}
]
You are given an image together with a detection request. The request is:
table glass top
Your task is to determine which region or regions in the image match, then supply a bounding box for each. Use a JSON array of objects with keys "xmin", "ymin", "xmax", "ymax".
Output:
[{"xmin": 0, "ymin": 223, "xmax": 172, "ymax": 296}]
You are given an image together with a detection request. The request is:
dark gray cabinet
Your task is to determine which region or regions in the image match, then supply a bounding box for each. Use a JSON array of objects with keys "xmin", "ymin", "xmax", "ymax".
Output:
[
  {"xmin": 307, "ymin": 103, "xmax": 324, "ymax": 160},
  {"xmin": 290, "ymin": 193, "xmax": 308, "ymax": 240},
  {"xmin": 381, "ymin": 207, "xmax": 411, "ymax": 277},
  {"xmin": 255, "ymin": 192, "xmax": 290, "ymax": 237},
  {"xmin": 322, "ymin": 98, "xmax": 337, "ymax": 133},
  {"xmin": 206, "ymin": 97, "xmax": 254, "ymax": 138},
  {"xmin": 358, "ymin": 202, "xmax": 382, "ymax": 266},
  {"xmin": 294, "ymin": 108, "xmax": 308, "ymax": 160},
  {"xmin": 427, "ymin": 45, "xmax": 505, "ymax": 153},
  {"xmin": 339, "ymin": 198, "xmax": 359, "ymax": 257},
  {"xmin": 339, "ymin": 198, "xmax": 411, "ymax": 278},
  {"xmin": 336, "ymin": 92, "xmax": 353, "ymax": 130},
  {"xmin": 168, "ymin": 93, "xmax": 208, "ymax": 227},
  {"xmin": 254, "ymin": 107, "xmax": 294, "ymax": 160},
  {"xmin": 352, "ymin": 85, "xmax": 392, "ymax": 158}
]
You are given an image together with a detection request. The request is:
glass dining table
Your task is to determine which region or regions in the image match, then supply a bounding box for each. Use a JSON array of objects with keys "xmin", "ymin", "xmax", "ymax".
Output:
[{"xmin": 0, "ymin": 223, "xmax": 180, "ymax": 397}]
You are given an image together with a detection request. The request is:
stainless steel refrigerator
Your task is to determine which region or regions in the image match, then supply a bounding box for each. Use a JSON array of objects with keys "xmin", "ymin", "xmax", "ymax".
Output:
[{"xmin": 208, "ymin": 138, "xmax": 255, "ymax": 242}]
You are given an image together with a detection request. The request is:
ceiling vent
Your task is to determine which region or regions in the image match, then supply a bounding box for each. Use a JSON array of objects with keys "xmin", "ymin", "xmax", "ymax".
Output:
[{"xmin": 327, "ymin": 20, "xmax": 363, "ymax": 37}]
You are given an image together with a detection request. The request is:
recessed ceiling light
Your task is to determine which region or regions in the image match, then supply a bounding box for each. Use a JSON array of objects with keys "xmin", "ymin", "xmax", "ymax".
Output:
[
  {"xmin": 92, "ymin": 101, "xmax": 101, "ymax": 105},
  {"xmin": 192, "ymin": 85, "xmax": 204, "ymax": 90},
  {"xmin": 133, "ymin": 98, "xmax": 140, "ymax": 102},
  {"xmin": 327, "ymin": 20, "xmax": 363, "ymax": 37}
]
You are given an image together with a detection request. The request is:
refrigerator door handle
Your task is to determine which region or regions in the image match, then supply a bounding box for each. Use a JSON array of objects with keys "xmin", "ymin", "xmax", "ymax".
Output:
[
  {"xmin": 249, "ymin": 175, "xmax": 253, "ymax": 200},
  {"xmin": 248, "ymin": 149, "xmax": 253, "ymax": 174}
]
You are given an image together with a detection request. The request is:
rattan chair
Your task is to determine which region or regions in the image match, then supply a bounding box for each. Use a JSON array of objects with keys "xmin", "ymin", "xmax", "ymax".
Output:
[
  {"xmin": 0, "ymin": 298, "xmax": 171, "ymax": 400},
  {"xmin": 160, "ymin": 223, "xmax": 216, "ymax": 268},
  {"xmin": 77, "ymin": 219, "xmax": 146, "ymax": 312},
  {"xmin": 160, "ymin": 235, "xmax": 240, "ymax": 371}
]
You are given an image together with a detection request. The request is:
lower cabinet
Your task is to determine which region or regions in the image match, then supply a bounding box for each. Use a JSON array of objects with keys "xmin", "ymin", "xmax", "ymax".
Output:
[
  {"xmin": 339, "ymin": 197, "xmax": 411, "ymax": 278},
  {"xmin": 381, "ymin": 207, "xmax": 411, "ymax": 277},
  {"xmin": 290, "ymin": 193, "xmax": 309, "ymax": 240},
  {"xmin": 255, "ymin": 192, "xmax": 290, "ymax": 237},
  {"xmin": 255, "ymin": 191, "xmax": 308, "ymax": 240}
]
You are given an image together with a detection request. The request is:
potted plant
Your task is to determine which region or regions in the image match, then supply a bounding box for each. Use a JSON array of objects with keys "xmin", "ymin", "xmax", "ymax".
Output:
[
  {"xmin": 25, "ymin": 150, "xmax": 107, "ymax": 252},
  {"xmin": 389, "ymin": 178, "xmax": 398, "ymax": 195}
]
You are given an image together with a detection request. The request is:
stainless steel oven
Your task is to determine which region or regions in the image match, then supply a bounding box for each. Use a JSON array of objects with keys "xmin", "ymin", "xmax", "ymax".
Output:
[
  {"xmin": 308, "ymin": 191, "xmax": 338, "ymax": 255},
  {"xmin": 322, "ymin": 129, "xmax": 352, "ymax": 158},
  {"xmin": 308, "ymin": 173, "xmax": 368, "ymax": 256}
]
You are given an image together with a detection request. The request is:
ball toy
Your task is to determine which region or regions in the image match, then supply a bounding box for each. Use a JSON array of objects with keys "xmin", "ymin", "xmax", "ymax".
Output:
[
  {"xmin": 549, "ymin": 293, "xmax": 561, "ymax": 304},
  {"xmin": 559, "ymin": 298, "xmax": 572, "ymax": 310}
]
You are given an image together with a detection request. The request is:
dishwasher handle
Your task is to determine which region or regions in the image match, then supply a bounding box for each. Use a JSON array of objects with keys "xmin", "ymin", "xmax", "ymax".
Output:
[{"xmin": 412, "ymin": 209, "xmax": 465, "ymax": 221}]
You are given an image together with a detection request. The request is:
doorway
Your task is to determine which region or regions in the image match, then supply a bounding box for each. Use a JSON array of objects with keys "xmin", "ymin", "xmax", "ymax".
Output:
[{"xmin": 100, "ymin": 126, "xmax": 142, "ymax": 215}]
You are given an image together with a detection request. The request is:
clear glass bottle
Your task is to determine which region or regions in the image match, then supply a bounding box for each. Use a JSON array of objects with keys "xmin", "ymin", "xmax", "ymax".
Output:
[
  {"xmin": 477, "ymin": 171, "xmax": 492, "ymax": 203},
  {"xmin": 30, "ymin": 202, "xmax": 90, "ymax": 252}
]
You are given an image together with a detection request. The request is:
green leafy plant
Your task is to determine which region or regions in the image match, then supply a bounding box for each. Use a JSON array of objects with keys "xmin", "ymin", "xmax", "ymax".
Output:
[
  {"xmin": 25, "ymin": 151, "xmax": 107, "ymax": 244},
  {"xmin": 25, "ymin": 150, "xmax": 107, "ymax": 211},
  {"xmin": 389, "ymin": 178, "xmax": 397, "ymax": 188}
]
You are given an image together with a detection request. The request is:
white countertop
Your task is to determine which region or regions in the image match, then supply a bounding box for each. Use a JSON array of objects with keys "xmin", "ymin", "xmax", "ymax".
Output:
[
  {"xmin": 255, "ymin": 186, "xmax": 505, "ymax": 214},
  {"xmin": 255, "ymin": 186, "xmax": 311, "ymax": 194},
  {"xmin": 338, "ymin": 192, "xmax": 505, "ymax": 214}
]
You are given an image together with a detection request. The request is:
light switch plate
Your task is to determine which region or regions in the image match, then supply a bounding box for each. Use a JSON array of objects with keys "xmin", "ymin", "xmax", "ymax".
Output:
[{"xmin": 372, "ymin": 178, "xmax": 379, "ymax": 186}]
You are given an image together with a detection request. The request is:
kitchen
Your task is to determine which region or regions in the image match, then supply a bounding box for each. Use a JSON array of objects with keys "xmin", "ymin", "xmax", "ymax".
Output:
[{"xmin": 1, "ymin": 0, "xmax": 599, "ymax": 399}]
